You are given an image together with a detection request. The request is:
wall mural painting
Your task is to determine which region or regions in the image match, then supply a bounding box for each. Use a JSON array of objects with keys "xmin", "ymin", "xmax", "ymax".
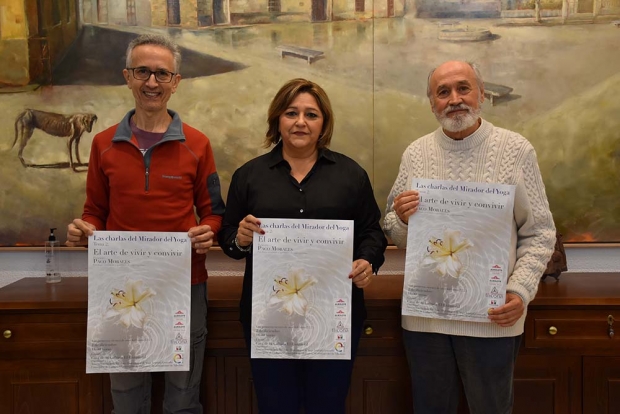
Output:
[
  {"xmin": 13, "ymin": 109, "xmax": 98, "ymax": 171},
  {"xmin": 1, "ymin": 0, "xmax": 619, "ymax": 246}
]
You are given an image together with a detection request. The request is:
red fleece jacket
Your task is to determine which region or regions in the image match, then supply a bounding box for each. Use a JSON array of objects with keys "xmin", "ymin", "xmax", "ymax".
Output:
[{"xmin": 82, "ymin": 110, "xmax": 225, "ymax": 284}]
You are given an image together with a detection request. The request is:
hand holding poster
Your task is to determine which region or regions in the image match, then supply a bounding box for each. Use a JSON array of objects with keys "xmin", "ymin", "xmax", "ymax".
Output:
[
  {"xmin": 403, "ymin": 179, "xmax": 516, "ymax": 322},
  {"xmin": 251, "ymin": 219, "xmax": 354, "ymax": 360},
  {"xmin": 86, "ymin": 231, "xmax": 191, "ymax": 373}
]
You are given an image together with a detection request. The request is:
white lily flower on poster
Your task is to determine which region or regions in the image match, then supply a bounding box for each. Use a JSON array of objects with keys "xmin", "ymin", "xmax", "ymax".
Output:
[
  {"xmin": 268, "ymin": 270, "xmax": 318, "ymax": 316},
  {"xmin": 422, "ymin": 229, "xmax": 473, "ymax": 279},
  {"xmin": 105, "ymin": 280, "xmax": 156, "ymax": 329}
]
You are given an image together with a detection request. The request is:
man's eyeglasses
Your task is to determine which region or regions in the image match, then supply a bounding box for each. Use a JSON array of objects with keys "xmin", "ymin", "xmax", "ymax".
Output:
[{"xmin": 126, "ymin": 67, "xmax": 177, "ymax": 83}]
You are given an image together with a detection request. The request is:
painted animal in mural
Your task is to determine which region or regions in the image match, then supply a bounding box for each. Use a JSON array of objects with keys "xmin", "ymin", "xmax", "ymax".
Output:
[{"xmin": 11, "ymin": 109, "xmax": 98, "ymax": 170}]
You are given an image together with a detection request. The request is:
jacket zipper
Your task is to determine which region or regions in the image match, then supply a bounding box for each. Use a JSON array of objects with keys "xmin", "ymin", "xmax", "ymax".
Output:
[
  {"xmin": 143, "ymin": 143, "xmax": 155, "ymax": 192},
  {"xmin": 126, "ymin": 134, "xmax": 172, "ymax": 193}
]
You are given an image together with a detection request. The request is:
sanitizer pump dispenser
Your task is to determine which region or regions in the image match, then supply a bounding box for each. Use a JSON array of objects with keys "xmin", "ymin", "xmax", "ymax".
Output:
[{"xmin": 45, "ymin": 228, "xmax": 61, "ymax": 283}]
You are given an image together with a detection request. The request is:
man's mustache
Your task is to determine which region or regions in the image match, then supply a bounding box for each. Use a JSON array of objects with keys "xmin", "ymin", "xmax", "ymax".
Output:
[{"xmin": 443, "ymin": 104, "xmax": 471, "ymax": 116}]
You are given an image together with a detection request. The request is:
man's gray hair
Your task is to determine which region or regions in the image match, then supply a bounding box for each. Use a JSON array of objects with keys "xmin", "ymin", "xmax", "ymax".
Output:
[
  {"xmin": 125, "ymin": 34, "xmax": 182, "ymax": 73},
  {"xmin": 426, "ymin": 61, "xmax": 484, "ymax": 101}
]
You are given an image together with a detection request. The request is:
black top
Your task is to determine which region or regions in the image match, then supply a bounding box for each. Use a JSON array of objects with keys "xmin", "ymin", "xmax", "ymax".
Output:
[{"xmin": 218, "ymin": 142, "xmax": 387, "ymax": 325}]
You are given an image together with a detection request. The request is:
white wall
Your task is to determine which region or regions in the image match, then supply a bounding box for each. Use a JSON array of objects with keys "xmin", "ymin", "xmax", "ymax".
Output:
[{"xmin": 1, "ymin": 246, "xmax": 618, "ymax": 289}]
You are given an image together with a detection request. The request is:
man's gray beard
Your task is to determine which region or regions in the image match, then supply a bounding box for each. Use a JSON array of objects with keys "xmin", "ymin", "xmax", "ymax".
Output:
[{"xmin": 434, "ymin": 104, "xmax": 481, "ymax": 133}]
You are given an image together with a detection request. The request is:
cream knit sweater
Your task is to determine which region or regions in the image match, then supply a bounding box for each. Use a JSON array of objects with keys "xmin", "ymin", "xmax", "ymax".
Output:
[{"xmin": 384, "ymin": 120, "xmax": 556, "ymax": 338}]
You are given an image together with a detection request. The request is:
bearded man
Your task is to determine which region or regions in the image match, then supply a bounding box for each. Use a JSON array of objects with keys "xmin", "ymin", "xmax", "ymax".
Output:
[{"xmin": 383, "ymin": 60, "xmax": 556, "ymax": 414}]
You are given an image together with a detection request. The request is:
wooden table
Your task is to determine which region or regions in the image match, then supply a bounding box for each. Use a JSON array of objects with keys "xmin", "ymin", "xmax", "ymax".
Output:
[{"xmin": 0, "ymin": 273, "xmax": 618, "ymax": 414}]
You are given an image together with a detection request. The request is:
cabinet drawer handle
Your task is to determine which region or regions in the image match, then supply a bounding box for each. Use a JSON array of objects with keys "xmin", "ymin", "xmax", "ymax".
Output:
[
  {"xmin": 3, "ymin": 330, "xmax": 11, "ymax": 339},
  {"xmin": 364, "ymin": 326, "xmax": 373, "ymax": 336},
  {"xmin": 548, "ymin": 326, "xmax": 558, "ymax": 336},
  {"xmin": 609, "ymin": 315, "xmax": 615, "ymax": 339}
]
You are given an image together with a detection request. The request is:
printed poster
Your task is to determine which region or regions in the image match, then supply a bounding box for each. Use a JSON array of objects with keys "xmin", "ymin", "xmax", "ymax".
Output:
[
  {"xmin": 86, "ymin": 231, "xmax": 192, "ymax": 373},
  {"xmin": 252, "ymin": 219, "xmax": 354, "ymax": 360},
  {"xmin": 403, "ymin": 179, "xmax": 516, "ymax": 322}
]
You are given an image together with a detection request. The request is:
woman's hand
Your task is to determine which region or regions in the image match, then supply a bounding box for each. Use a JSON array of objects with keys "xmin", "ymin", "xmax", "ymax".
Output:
[
  {"xmin": 350, "ymin": 259, "xmax": 373, "ymax": 288},
  {"xmin": 236, "ymin": 214, "xmax": 264, "ymax": 247}
]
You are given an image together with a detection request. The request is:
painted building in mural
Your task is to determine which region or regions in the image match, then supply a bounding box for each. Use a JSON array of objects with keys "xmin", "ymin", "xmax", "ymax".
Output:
[
  {"xmin": 80, "ymin": 0, "xmax": 620, "ymax": 28},
  {"xmin": 413, "ymin": 0, "xmax": 502, "ymax": 18},
  {"xmin": 82, "ymin": 0, "xmax": 404, "ymax": 27},
  {"xmin": 1, "ymin": 0, "xmax": 619, "ymax": 86},
  {"xmin": 413, "ymin": 0, "xmax": 620, "ymax": 17},
  {"xmin": 82, "ymin": 0, "xmax": 153, "ymax": 26},
  {"xmin": 0, "ymin": 0, "xmax": 78, "ymax": 86}
]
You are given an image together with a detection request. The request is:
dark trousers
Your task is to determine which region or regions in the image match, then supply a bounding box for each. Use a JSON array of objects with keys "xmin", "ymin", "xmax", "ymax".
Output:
[
  {"xmin": 242, "ymin": 320, "xmax": 363, "ymax": 414},
  {"xmin": 402, "ymin": 330, "xmax": 522, "ymax": 414}
]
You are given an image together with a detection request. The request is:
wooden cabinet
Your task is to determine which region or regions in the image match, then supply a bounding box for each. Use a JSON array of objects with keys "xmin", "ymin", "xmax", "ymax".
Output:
[
  {"xmin": 221, "ymin": 356, "xmax": 258, "ymax": 413},
  {"xmin": 583, "ymin": 357, "xmax": 620, "ymax": 414},
  {"xmin": 349, "ymin": 355, "xmax": 413, "ymax": 414},
  {"xmin": 513, "ymin": 354, "xmax": 582, "ymax": 414},
  {"xmin": 0, "ymin": 273, "xmax": 618, "ymax": 414},
  {"xmin": 516, "ymin": 274, "xmax": 620, "ymax": 414},
  {"xmin": 0, "ymin": 360, "xmax": 102, "ymax": 414},
  {"xmin": 0, "ymin": 279, "xmax": 101, "ymax": 414},
  {"xmin": 350, "ymin": 284, "xmax": 413, "ymax": 414}
]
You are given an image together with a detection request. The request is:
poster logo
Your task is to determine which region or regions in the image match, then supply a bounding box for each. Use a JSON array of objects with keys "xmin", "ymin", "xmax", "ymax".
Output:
[
  {"xmin": 334, "ymin": 298, "xmax": 348, "ymax": 307},
  {"xmin": 173, "ymin": 310, "xmax": 187, "ymax": 320},
  {"xmin": 485, "ymin": 286, "xmax": 504, "ymax": 299},
  {"xmin": 332, "ymin": 321, "xmax": 349, "ymax": 333},
  {"xmin": 489, "ymin": 265, "xmax": 503, "ymax": 284},
  {"xmin": 334, "ymin": 309, "xmax": 347, "ymax": 319},
  {"xmin": 172, "ymin": 332, "xmax": 188, "ymax": 345}
]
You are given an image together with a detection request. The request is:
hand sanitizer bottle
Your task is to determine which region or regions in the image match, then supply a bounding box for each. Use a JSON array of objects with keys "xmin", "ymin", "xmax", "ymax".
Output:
[{"xmin": 45, "ymin": 228, "xmax": 61, "ymax": 283}]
